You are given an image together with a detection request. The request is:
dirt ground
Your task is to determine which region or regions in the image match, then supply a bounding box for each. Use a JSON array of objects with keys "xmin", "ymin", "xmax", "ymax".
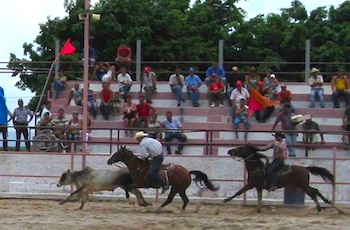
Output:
[{"xmin": 0, "ymin": 198, "xmax": 349, "ymax": 230}]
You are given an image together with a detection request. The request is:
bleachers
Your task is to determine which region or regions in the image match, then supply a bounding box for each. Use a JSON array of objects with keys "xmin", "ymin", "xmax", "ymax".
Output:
[{"xmin": 49, "ymin": 81, "xmax": 349, "ymax": 157}]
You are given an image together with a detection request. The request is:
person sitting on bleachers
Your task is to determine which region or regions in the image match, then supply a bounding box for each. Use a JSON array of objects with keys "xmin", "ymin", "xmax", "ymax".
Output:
[
  {"xmin": 99, "ymin": 82, "xmax": 114, "ymax": 120},
  {"xmin": 161, "ymin": 111, "xmax": 187, "ymax": 155},
  {"xmin": 278, "ymin": 84, "xmax": 295, "ymax": 113},
  {"xmin": 233, "ymin": 97, "xmax": 249, "ymax": 140},
  {"xmin": 331, "ymin": 68, "xmax": 349, "ymax": 108},
  {"xmin": 301, "ymin": 116, "xmax": 325, "ymax": 150},
  {"xmin": 226, "ymin": 66, "xmax": 245, "ymax": 103},
  {"xmin": 116, "ymin": 44, "xmax": 132, "ymax": 72},
  {"xmin": 53, "ymin": 69, "xmax": 67, "ymax": 99},
  {"xmin": 117, "ymin": 66, "xmax": 133, "ymax": 97},
  {"xmin": 122, "ymin": 94, "xmax": 137, "ymax": 137},
  {"xmin": 309, "ymin": 68, "xmax": 325, "ymax": 108},
  {"xmin": 342, "ymin": 106, "xmax": 350, "ymax": 144},
  {"xmin": 65, "ymin": 83, "xmax": 83, "ymax": 107},
  {"xmin": 92, "ymin": 61, "xmax": 110, "ymax": 81},
  {"xmin": 263, "ymin": 70, "xmax": 280, "ymax": 100},
  {"xmin": 148, "ymin": 113, "xmax": 162, "ymax": 141},
  {"xmin": 185, "ymin": 67, "xmax": 202, "ymax": 107},
  {"xmin": 140, "ymin": 66, "xmax": 157, "ymax": 104},
  {"xmin": 87, "ymin": 85, "xmax": 98, "ymax": 119},
  {"xmin": 229, "ymin": 80, "xmax": 250, "ymax": 123},
  {"xmin": 136, "ymin": 95, "xmax": 155, "ymax": 129},
  {"xmin": 67, "ymin": 111, "xmax": 82, "ymax": 141},
  {"xmin": 38, "ymin": 112, "xmax": 53, "ymax": 130},
  {"xmin": 204, "ymin": 61, "xmax": 227, "ymax": 87},
  {"xmin": 52, "ymin": 108, "xmax": 69, "ymax": 141},
  {"xmin": 169, "ymin": 68, "xmax": 185, "ymax": 107},
  {"xmin": 208, "ymin": 73, "xmax": 225, "ymax": 108}
]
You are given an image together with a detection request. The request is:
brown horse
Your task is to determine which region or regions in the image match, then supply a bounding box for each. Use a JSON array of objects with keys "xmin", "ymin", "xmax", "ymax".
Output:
[
  {"xmin": 107, "ymin": 146, "xmax": 219, "ymax": 211},
  {"xmin": 224, "ymin": 144, "xmax": 340, "ymax": 213}
]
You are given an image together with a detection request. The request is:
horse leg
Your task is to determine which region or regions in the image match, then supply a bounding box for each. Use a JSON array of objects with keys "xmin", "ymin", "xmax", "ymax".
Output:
[
  {"xmin": 130, "ymin": 188, "xmax": 150, "ymax": 206},
  {"xmin": 178, "ymin": 190, "xmax": 190, "ymax": 210},
  {"xmin": 304, "ymin": 187, "xmax": 322, "ymax": 212},
  {"xmin": 313, "ymin": 188, "xmax": 332, "ymax": 205},
  {"xmin": 155, "ymin": 188, "xmax": 177, "ymax": 212},
  {"xmin": 223, "ymin": 183, "xmax": 255, "ymax": 203},
  {"xmin": 257, "ymin": 188, "xmax": 263, "ymax": 213}
]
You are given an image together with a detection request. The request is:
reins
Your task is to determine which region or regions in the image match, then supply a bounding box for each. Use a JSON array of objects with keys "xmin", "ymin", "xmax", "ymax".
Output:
[{"xmin": 234, "ymin": 152, "xmax": 257, "ymax": 162}]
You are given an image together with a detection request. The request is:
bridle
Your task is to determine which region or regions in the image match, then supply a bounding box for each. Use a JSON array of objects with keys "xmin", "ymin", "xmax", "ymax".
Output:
[{"xmin": 233, "ymin": 149, "xmax": 258, "ymax": 162}]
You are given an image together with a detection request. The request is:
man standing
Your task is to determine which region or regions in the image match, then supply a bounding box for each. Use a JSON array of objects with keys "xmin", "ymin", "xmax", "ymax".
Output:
[
  {"xmin": 309, "ymin": 68, "xmax": 325, "ymax": 108},
  {"xmin": 11, "ymin": 99, "xmax": 34, "ymax": 151},
  {"xmin": 134, "ymin": 131, "xmax": 169, "ymax": 194},
  {"xmin": 0, "ymin": 86, "xmax": 12, "ymax": 151},
  {"xmin": 257, "ymin": 132, "xmax": 288, "ymax": 191},
  {"xmin": 169, "ymin": 68, "xmax": 185, "ymax": 107}
]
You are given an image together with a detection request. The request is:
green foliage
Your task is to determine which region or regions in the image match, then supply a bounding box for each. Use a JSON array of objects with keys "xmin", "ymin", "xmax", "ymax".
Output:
[{"xmin": 7, "ymin": 0, "xmax": 350, "ymax": 108}]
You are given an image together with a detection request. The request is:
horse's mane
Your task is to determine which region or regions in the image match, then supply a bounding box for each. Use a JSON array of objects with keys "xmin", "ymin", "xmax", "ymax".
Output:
[{"xmin": 245, "ymin": 143, "xmax": 268, "ymax": 167}]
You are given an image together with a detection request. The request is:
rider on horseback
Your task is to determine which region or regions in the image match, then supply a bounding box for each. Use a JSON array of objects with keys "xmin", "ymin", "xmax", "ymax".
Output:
[
  {"xmin": 257, "ymin": 132, "xmax": 287, "ymax": 191},
  {"xmin": 134, "ymin": 131, "xmax": 170, "ymax": 194}
]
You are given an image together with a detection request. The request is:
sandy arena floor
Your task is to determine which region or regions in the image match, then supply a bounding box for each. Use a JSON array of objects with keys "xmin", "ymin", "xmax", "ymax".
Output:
[{"xmin": 0, "ymin": 198, "xmax": 349, "ymax": 230}]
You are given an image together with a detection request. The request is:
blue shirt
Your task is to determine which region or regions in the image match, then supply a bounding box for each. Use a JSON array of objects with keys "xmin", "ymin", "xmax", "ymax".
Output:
[
  {"xmin": 162, "ymin": 118, "xmax": 182, "ymax": 133},
  {"xmin": 0, "ymin": 87, "xmax": 9, "ymax": 125},
  {"xmin": 206, "ymin": 66, "xmax": 226, "ymax": 77},
  {"xmin": 185, "ymin": 75, "xmax": 202, "ymax": 87}
]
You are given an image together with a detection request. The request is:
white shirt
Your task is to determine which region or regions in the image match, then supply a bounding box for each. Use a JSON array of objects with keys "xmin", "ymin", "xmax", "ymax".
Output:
[
  {"xmin": 309, "ymin": 75, "xmax": 324, "ymax": 89},
  {"xmin": 117, "ymin": 73, "xmax": 133, "ymax": 89},
  {"xmin": 230, "ymin": 88, "xmax": 250, "ymax": 106},
  {"xmin": 139, "ymin": 137, "xmax": 163, "ymax": 160},
  {"xmin": 40, "ymin": 107, "xmax": 51, "ymax": 120}
]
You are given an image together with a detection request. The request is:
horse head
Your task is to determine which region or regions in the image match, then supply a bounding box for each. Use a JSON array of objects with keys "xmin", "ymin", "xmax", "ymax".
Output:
[
  {"xmin": 107, "ymin": 146, "xmax": 132, "ymax": 165},
  {"xmin": 228, "ymin": 143, "xmax": 258, "ymax": 159}
]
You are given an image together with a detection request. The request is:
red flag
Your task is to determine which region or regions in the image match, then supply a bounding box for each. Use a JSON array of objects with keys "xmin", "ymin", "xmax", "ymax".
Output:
[
  {"xmin": 60, "ymin": 38, "xmax": 76, "ymax": 55},
  {"xmin": 248, "ymin": 88, "xmax": 279, "ymax": 118}
]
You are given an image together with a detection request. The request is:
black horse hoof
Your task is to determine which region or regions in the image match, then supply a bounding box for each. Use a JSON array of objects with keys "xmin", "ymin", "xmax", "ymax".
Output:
[{"xmin": 223, "ymin": 199, "xmax": 229, "ymax": 203}]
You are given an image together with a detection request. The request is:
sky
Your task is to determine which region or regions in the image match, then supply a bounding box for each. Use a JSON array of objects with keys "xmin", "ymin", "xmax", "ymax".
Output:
[{"xmin": 0, "ymin": 0, "xmax": 346, "ymax": 114}]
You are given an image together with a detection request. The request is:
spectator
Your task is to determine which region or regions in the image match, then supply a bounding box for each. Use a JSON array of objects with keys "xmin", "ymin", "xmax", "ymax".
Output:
[
  {"xmin": 67, "ymin": 111, "xmax": 81, "ymax": 141},
  {"xmin": 100, "ymin": 64, "xmax": 116, "ymax": 83},
  {"xmin": 229, "ymin": 80, "xmax": 250, "ymax": 123},
  {"xmin": 169, "ymin": 68, "xmax": 185, "ymax": 107},
  {"xmin": 92, "ymin": 61, "xmax": 110, "ymax": 81},
  {"xmin": 205, "ymin": 61, "xmax": 227, "ymax": 87},
  {"xmin": 148, "ymin": 113, "xmax": 162, "ymax": 141},
  {"xmin": 185, "ymin": 67, "xmax": 202, "ymax": 107},
  {"xmin": 117, "ymin": 66, "xmax": 133, "ymax": 97},
  {"xmin": 136, "ymin": 95, "xmax": 156, "ymax": 129},
  {"xmin": 140, "ymin": 66, "xmax": 157, "ymax": 104},
  {"xmin": 161, "ymin": 111, "xmax": 187, "ymax": 155},
  {"xmin": 99, "ymin": 82, "xmax": 114, "ymax": 120},
  {"xmin": 87, "ymin": 85, "xmax": 98, "ymax": 119},
  {"xmin": 52, "ymin": 108, "xmax": 69, "ymax": 140},
  {"xmin": 245, "ymin": 67, "xmax": 261, "ymax": 90},
  {"xmin": 208, "ymin": 73, "xmax": 225, "ymax": 108},
  {"xmin": 116, "ymin": 44, "xmax": 132, "ymax": 71},
  {"xmin": 255, "ymin": 80, "xmax": 275, "ymax": 123},
  {"xmin": 122, "ymin": 95, "xmax": 137, "ymax": 137},
  {"xmin": 226, "ymin": 66, "xmax": 245, "ymax": 101},
  {"xmin": 0, "ymin": 86, "xmax": 12, "ymax": 151},
  {"xmin": 233, "ymin": 98, "xmax": 249, "ymax": 140},
  {"xmin": 65, "ymin": 83, "xmax": 83, "ymax": 107},
  {"xmin": 40, "ymin": 101, "xmax": 52, "ymax": 121},
  {"xmin": 309, "ymin": 68, "xmax": 325, "ymax": 108},
  {"xmin": 278, "ymin": 84, "xmax": 295, "ymax": 113},
  {"xmin": 342, "ymin": 107, "xmax": 350, "ymax": 144},
  {"xmin": 301, "ymin": 116, "xmax": 325, "ymax": 150},
  {"xmin": 53, "ymin": 69, "xmax": 67, "ymax": 99},
  {"xmin": 272, "ymin": 104, "xmax": 300, "ymax": 157},
  {"xmin": 80, "ymin": 115, "xmax": 93, "ymax": 152},
  {"xmin": 38, "ymin": 112, "xmax": 53, "ymax": 129},
  {"xmin": 10, "ymin": 99, "xmax": 34, "ymax": 151},
  {"xmin": 331, "ymin": 68, "xmax": 349, "ymax": 108},
  {"xmin": 263, "ymin": 70, "xmax": 280, "ymax": 100},
  {"xmin": 81, "ymin": 44, "xmax": 96, "ymax": 67}
]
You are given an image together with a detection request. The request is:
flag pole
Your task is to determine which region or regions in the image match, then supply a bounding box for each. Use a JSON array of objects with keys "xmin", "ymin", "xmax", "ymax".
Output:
[{"xmin": 81, "ymin": 0, "xmax": 90, "ymax": 167}]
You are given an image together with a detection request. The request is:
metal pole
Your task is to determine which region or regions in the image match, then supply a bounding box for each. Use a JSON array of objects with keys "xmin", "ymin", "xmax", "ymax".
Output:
[
  {"xmin": 136, "ymin": 40, "xmax": 141, "ymax": 81},
  {"xmin": 54, "ymin": 39, "xmax": 60, "ymax": 77},
  {"xmin": 81, "ymin": 0, "xmax": 90, "ymax": 167},
  {"xmin": 218, "ymin": 39, "xmax": 224, "ymax": 68},
  {"xmin": 305, "ymin": 39, "xmax": 311, "ymax": 83}
]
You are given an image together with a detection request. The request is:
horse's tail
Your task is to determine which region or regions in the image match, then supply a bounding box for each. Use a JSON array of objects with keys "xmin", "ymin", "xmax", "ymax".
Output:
[
  {"xmin": 307, "ymin": 166, "xmax": 335, "ymax": 185},
  {"xmin": 190, "ymin": 170, "xmax": 219, "ymax": 191}
]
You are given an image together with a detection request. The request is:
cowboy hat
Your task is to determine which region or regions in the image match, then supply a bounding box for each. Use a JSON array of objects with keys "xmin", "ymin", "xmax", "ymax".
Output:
[
  {"xmin": 134, "ymin": 131, "xmax": 148, "ymax": 139},
  {"xmin": 310, "ymin": 68, "xmax": 319, "ymax": 73},
  {"xmin": 272, "ymin": 132, "xmax": 285, "ymax": 138}
]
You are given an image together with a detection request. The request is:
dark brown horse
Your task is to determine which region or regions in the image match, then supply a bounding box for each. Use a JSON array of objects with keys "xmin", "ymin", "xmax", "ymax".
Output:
[
  {"xmin": 107, "ymin": 146, "xmax": 219, "ymax": 211},
  {"xmin": 224, "ymin": 144, "xmax": 340, "ymax": 213}
]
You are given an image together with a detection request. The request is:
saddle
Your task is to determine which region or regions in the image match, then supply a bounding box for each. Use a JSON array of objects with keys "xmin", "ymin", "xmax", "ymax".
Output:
[{"xmin": 276, "ymin": 164, "xmax": 292, "ymax": 177}]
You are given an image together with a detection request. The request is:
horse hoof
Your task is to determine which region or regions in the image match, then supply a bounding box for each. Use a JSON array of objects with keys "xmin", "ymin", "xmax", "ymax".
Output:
[
  {"xmin": 59, "ymin": 201, "xmax": 64, "ymax": 205},
  {"xmin": 154, "ymin": 206, "xmax": 162, "ymax": 212},
  {"xmin": 223, "ymin": 199, "xmax": 228, "ymax": 203}
]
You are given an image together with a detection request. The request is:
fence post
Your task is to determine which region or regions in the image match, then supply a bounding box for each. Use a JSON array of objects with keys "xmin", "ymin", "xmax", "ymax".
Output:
[
  {"xmin": 136, "ymin": 40, "xmax": 141, "ymax": 82},
  {"xmin": 218, "ymin": 39, "xmax": 224, "ymax": 68},
  {"xmin": 54, "ymin": 39, "xmax": 60, "ymax": 77},
  {"xmin": 332, "ymin": 147, "xmax": 337, "ymax": 205}
]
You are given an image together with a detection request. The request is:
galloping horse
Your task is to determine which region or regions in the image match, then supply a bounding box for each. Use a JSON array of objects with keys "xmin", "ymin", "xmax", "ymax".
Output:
[
  {"xmin": 223, "ymin": 144, "xmax": 339, "ymax": 213},
  {"xmin": 107, "ymin": 146, "xmax": 219, "ymax": 211}
]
